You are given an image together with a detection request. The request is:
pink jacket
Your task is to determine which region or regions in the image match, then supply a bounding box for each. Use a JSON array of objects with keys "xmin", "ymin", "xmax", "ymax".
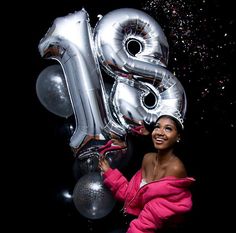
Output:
[{"xmin": 103, "ymin": 168, "xmax": 195, "ymax": 233}]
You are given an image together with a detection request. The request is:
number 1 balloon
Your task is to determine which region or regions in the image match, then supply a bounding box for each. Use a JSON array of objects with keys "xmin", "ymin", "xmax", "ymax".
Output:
[{"xmin": 38, "ymin": 9, "xmax": 126, "ymax": 153}]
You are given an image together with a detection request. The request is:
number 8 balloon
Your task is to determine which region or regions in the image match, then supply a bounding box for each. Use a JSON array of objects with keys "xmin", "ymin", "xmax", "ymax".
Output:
[{"xmin": 94, "ymin": 8, "xmax": 186, "ymax": 130}]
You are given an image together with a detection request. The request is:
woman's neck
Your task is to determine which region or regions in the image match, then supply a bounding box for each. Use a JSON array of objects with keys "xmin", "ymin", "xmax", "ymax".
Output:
[{"xmin": 156, "ymin": 150, "xmax": 174, "ymax": 164}]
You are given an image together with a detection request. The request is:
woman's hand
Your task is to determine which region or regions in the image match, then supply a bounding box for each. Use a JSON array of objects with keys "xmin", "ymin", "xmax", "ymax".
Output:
[
  {"xmin": 98, "ymin": 155, "xmax": 110, "ymax": 173},
  {"xmin": 110, "ymin": 132, "xmax": 126, "ymax": 148}
]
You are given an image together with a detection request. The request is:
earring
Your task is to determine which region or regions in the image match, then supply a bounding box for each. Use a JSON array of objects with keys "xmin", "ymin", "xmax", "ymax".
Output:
[{"xmin": 177, "ymin": 139, "xmax": 180, "ymax": 143}]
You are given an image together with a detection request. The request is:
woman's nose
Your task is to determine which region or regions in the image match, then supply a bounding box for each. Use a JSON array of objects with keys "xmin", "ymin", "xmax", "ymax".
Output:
[
  {"xmin": 154, "ymin": 127, "xmax": 164, "ymax": 135},
  {"xmin": 157, "ymin": 130, "xmax": 164, "ymax": 135}
]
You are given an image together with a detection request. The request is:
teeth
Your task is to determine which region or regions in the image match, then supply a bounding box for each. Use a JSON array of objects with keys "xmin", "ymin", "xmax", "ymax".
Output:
[{"xmin": 155, "ymin": 138, "xmax": 163, "ymax": 142}]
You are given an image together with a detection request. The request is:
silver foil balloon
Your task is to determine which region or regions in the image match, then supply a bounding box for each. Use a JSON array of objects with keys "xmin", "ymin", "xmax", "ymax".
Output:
[
  {"xmin": 111, "ymin": 75, "xmax": 186, "ymax": 130},
  {"xmin": 94, "ymin": 8, "xmax": 186, "ymax": 129},
  {"xmin": 94, "ymin": 8, "xmax": 169, "ymax": 73},
  {"xmin": 36, "ymin": 64, "xmax": 73, "ymax": 118},
  {"xmin": 73, "ymin": 172, "xmax": 116, "ymax": 219},
  {"xmin": 38, "ymin": 9, "xmax": 126, "ymax": 152}
]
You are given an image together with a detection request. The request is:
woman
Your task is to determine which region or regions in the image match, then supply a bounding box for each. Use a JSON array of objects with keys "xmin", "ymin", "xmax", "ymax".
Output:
[{"xmin": 98, "ymin": 115, "xmax": 195, "ymax": 233}]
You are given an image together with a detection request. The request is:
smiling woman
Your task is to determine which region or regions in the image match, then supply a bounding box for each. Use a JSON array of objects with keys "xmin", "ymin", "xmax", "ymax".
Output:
[
  {"xmin": 29, "ymin": 0, "xmax": 234, "ymax": 232},
  {"xmin": 99, "ymin": 114, "xmax": 195, "ymax": 233}
]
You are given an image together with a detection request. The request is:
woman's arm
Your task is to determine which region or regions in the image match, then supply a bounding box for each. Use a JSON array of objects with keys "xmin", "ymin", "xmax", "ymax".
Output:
[{"xmin": 100, "ymin": 165, "xmax": 130, "ymax": 202}]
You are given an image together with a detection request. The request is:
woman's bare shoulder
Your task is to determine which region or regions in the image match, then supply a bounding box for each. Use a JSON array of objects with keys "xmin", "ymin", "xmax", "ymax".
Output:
[
  {"xmin": 166, "ymin": 157, "xmax": 187, "ymax": 178},
  {"xmin": 143, "ymin": 152, "xmax": 155, "ymax": 160},
  {"xmin": 142, "ymin": 152, "xmax": 155, "ymax": 166}
]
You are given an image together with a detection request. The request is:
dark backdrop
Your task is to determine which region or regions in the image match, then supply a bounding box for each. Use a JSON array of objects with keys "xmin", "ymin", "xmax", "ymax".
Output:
[{"xmin": 9, "ymin": 0, "xmax": 235, "ymax": 232}]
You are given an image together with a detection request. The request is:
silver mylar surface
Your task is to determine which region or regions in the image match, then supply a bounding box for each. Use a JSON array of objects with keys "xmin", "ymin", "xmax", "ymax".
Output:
[
  {"xmin": 94, "ymin": 8, "xmax": 186, "ymax": 128},
  {"xmin": 111, "ymin": 72, "xmax": 186, "ymax": 129},
  {"xmin": 94, "ymin": 7, "xmax": 169, "ymax": 76},
  {"xmin": 38, "ymin": 9, "xmax": 125, "ymax": 151}
]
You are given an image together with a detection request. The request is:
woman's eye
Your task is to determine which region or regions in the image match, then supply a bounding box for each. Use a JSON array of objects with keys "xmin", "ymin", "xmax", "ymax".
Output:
[{"xmin": 165, "ymin": 127, "xmax": 172, "ymax": 131}]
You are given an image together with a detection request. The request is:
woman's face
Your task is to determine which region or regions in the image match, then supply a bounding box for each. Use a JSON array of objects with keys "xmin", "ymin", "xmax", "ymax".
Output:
[{"xmin": 151, "ymin": 116, "xmax": 180, "ymax": 150}]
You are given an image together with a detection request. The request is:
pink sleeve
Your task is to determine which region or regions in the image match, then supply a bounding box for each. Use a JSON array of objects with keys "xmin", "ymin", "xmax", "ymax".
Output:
[{"xmin": 102, "ymin": 168, "xmax": 130, "ymax": 202}]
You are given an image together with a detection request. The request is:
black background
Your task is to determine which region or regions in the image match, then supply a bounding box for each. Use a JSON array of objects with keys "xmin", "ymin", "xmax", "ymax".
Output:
[{"xmin": 8, "ymin": 0, "xmax": 235, "ymax": 232}]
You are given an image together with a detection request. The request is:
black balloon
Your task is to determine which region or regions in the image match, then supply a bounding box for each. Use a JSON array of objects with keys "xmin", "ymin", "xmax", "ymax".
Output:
[
  {"xmin": 73, "ymin": 172, "xmax": 116, "ymax": 219},
  {"xmin": 105, "ymin": 148, "xmax": 130, "ymax": 170},
  {"xmin": 73, "ymin": 152, "xmax": 99, "ymax": 179}
]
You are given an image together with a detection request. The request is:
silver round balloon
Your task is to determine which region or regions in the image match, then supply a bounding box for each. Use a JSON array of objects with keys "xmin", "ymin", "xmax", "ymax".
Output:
[
  {"xmin": 73, "ymin": 172, "xmax": 116, "ymax": 219},
  {"xmin": 36, "ymin": 64, "xmax": 73, "ymax": 118}
]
